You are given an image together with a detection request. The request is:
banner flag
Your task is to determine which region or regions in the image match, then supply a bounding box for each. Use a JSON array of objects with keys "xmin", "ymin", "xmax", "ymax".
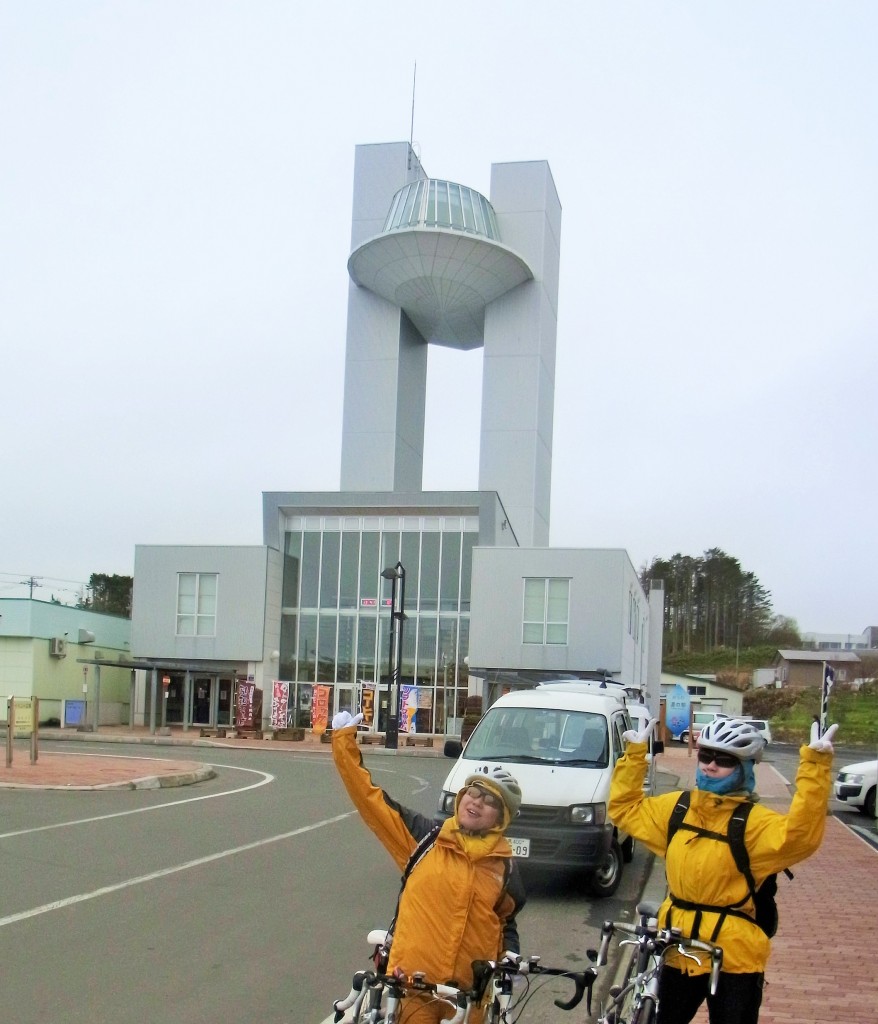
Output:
[
  {"xmin": 819, "ymin": 662, "xmax": 835, "ymax": 734},
  {"xmin": 358, "ymin": 681, "xmax": 376, "ymax": 729},
  {"xmin": 400, "ymin": 685, "xmax": 418, "ymax": 733},
  {"xmin": 311, "ymin": 684, "xmax": 331, "ymax": 735},
  {"xmin": 271, "ymin": 681, "xmax": 289, "ymax": 729},
  {"xmin": 236, "ymin": 681, "xmax": 256, "ymax": 728}
]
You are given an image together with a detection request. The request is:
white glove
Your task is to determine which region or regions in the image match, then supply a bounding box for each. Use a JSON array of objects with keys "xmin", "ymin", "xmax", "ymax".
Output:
[
  {"xmin": 808, "ymin": 722, "xmax": 838, "ymax": 753},
  {"xmin": 622, "ymin": 719, "xmax": 658, "ymax": 745},
  {"xmin": 331, "ymin": 711, "xmax": 364, "ymax": 731},
  {"xmin": 499, "ymin": 950, "xmax": 521, "ymax": 967}
]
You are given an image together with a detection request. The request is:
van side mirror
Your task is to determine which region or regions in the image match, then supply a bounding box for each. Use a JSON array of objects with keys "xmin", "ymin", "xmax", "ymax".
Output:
[{"xmin": 444, "ymin": 739, "xmax": 463, "ymax": 759}]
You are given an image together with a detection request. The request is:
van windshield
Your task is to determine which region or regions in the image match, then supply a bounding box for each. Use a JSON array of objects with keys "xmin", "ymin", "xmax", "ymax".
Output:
[{"xmin": 464, "ymin": 706, "xmax": 610, "ymax": 767}]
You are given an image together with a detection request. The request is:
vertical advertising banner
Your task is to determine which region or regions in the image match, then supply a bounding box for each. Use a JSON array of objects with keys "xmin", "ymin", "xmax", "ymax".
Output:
[
  {"xmin": 358, "ymin": 681, "xmax": 376, "ymax": 729},
  {"xmin": 271, "ymin": 681, "xmax": 289, "ymax": 729},
  {"xmin": 400, "ymin": 685, "xmax": 418, "ymax": 734},
  {"xmin": 311, "ymin": 684, "xmax": 331, "ymax": 734},
  {"xmin": 236, "ymin": 681, "xmax": 256, "ymax": 728},
  {"xmin": 665, "ymin": 684, "xmax": 691, "ymax": 740}
]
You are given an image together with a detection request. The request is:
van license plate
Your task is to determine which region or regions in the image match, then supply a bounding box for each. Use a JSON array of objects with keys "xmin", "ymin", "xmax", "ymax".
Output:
[{"xmin": 508, "ymin": 837, "xmax": 530, "ymax": 858}]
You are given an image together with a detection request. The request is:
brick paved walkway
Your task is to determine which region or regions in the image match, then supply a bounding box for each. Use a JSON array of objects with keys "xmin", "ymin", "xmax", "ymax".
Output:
[{"xmin": 0, "ymin": 747, "xmax": 215, "ymax": 789}]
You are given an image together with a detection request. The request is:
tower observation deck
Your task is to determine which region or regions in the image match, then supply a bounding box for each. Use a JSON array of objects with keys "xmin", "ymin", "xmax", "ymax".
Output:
[{"xmin": 348, "ymin": 177, "xmax": 533, "ymax": 350}]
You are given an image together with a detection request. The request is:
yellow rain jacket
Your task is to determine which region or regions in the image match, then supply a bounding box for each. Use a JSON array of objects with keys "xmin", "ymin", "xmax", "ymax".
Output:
[
  {"xmin": 609, "ymin": 742, "xmax": 832, "ymax": 975},
  {"xmin": 332, "ymin": 725, "xmax": 525, "ymax": 992}
]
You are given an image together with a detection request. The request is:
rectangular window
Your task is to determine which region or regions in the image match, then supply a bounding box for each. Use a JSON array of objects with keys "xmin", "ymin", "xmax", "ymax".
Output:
[
  {"xmin": 176, "ymin": 573, "xmax": 218, "ymax": 636},
  {"xmin": 522, "ymin": 578, "xmax": 569, "ymax": 645}
]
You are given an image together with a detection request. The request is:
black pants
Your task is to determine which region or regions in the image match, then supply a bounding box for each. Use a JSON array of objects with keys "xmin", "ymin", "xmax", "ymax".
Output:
[{"xmin": 656, "ymin": 966, "xmax": 764, "ymax": 1024}]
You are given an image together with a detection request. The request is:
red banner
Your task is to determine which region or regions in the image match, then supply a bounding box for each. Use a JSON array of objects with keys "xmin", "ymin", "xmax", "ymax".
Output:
[
  {"xmin": 236, "ymin": 680, "xmax": 256, "ymax": 728},
  {"xmin": 271, "ymin": 681, "xmax": 289, "ymax": 729},
  {"xmin": 311, "ymin": 684, "xmax": 331, "ymax": 734}
]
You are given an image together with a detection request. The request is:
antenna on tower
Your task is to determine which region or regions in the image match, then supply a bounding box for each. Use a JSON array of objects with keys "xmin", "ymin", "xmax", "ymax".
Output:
[{"xmin": 409, "ymin": 62, "xmax": 417, "ymax": 148}]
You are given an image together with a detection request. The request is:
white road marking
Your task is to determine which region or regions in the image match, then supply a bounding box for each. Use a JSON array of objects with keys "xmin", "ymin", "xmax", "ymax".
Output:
[
  {"xmin": 0, "ymin": 810, "xmax": 356, "ymax": 929},
  {"xmin": 0, "ymin": 764, "xmax": 274, "ymax": 839}
]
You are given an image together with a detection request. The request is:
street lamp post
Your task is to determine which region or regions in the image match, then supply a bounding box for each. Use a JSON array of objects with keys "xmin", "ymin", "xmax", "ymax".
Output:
[{"xmin": 380, "ymin": 562, "xmax": 406, "ymax": 750}]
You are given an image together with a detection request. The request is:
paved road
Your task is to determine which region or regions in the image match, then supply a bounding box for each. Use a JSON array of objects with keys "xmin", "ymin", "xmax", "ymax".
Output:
[
  {"xmin": 0, "ymin": 741, "xmax": 629, "ymax": 1024},
  {"xmin": 9, "ymin": 738, "xmax": 869, "ymax": 1024}
]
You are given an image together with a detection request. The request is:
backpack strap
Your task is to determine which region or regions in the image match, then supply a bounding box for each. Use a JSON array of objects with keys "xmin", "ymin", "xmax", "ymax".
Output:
[
  {"xmin": 664, "ymin": 792, "xmax": 754, "ymax": 942},
  {"xmin": 727, "ymin": 803, "xmax": 758, "ymax": 901},
  {"xmin": 386, "ymin": 825, "xmax": 442, "ymax": 939},
  {"xmin": 666, "ymin": 790, "xmax": 691, "ymax": 847}
]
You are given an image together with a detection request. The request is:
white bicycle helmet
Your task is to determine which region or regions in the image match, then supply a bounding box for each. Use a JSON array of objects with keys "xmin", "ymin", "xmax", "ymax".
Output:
[
  {"xmin": 698, "ymin": 717, "xmax": 766, "ymax": 762},
  {"xmin": 463, "ymin": 766, "xmax": 523, "ymax": 817}
]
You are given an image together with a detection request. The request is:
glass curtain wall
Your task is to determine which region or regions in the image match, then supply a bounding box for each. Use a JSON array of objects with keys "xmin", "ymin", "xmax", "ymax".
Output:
[{"xmin": 278, "ymin": 515, "xmax": 477, "ymax": 732}]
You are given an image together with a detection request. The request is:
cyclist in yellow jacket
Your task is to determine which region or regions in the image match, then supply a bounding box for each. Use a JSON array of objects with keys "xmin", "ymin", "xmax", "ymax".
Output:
[
  {"xmin": 609, "ymin": 716, "xmax": 836, "ymax": 1024},
  {"xmin": 331, "ymin": 710, "xmax": 526, "ymax": 1024}
]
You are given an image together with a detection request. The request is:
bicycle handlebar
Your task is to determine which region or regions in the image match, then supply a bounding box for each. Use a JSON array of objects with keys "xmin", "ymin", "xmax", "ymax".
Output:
[
  {"xmin": 471, "ymin": 957, "xmax": 597, "ymax": 1011},
  {"xmin": 600, "ymin": 917, "xmax": 724, "ymax": 993},
  {"xmin": 334, "ymin": 955, "xmax": 597, "ymax": 1024}
]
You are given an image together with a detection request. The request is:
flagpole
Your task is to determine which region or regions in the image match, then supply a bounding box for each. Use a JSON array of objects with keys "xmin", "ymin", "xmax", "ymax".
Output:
[{"xmin": 819, "ymin": 661, "xmax": 834, "ymax": 736}]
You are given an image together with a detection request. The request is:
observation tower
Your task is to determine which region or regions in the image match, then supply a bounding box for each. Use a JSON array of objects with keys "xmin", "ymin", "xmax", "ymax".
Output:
[{"xmin": 340, "ymin": 142, "xmax": 561, "ymax": 547}]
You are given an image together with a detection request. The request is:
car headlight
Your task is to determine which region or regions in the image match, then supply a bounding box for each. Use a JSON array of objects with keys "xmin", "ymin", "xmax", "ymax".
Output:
[
  {"xmin": 570, "ymin": 804, "xmax": 606, "ymax": 825},
  {"xmin": 439, "ymin": 791, "xmax": 457, "ymax": 815},
  {"xmin": 840, "ymin": 773, "xmax": 864, "ymax": 785}
]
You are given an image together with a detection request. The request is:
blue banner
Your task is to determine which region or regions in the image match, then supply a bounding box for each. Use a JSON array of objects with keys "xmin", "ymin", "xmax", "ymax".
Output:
[{"xmin": 665, "ymin": 684, "xmax": 691, "ymax": 738}]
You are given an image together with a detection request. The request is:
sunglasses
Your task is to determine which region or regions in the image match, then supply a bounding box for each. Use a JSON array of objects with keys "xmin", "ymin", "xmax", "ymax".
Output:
[
  {"xmin": 464, "ymin": 785, "xmax": 503, "ymax": 810},
  {"xmin": 697, "ymin": 750, "xmax": 740, "ymax": 769}
]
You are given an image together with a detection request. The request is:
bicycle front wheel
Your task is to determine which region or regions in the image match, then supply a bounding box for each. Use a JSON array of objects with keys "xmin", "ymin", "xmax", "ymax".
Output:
[{"xmin": 631, "ymin": 995, "xmax": 656, "ymax": 1024}]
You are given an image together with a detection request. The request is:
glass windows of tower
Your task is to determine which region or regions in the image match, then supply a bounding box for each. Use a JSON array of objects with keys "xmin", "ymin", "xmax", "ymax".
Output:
[{"xmin": 382, "ymin": 179, "xmax": 500, "ymax": 240}]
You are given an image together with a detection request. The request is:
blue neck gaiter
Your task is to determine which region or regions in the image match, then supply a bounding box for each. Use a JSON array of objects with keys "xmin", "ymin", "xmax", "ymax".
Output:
[{"xmin": 695, "ymin": 762, "xmax": 747, "ymax": 795}]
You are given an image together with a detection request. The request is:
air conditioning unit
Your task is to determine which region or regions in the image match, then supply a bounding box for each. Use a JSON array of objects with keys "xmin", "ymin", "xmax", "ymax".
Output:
[{"xmin": 50, "ymin": 637, "xmax": 68, "ymax": 658}]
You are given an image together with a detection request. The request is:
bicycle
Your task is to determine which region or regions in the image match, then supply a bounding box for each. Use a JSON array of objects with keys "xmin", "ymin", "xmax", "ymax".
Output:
[
  {"xmin": 332, "ymin": 928, "xmax": 597, "ymax": 1024},
  {"xmin": 594, "ymin": 900, "xmax": 723, "ymax": 1024}
]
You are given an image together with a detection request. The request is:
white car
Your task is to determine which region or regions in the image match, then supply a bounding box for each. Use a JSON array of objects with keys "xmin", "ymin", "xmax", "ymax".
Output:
[
  {"xmin": 833, "ymin": 759, "xmax": 877, "ymax": 818},
  {"xmin": 741, "ymin": 718, "xmax": 772, "ymax": 746}
]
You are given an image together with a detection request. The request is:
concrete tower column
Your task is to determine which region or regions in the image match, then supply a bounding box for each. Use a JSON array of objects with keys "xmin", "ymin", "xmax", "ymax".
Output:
[
  {"xmin": 480, "ymin": 161, "xmax": 561, "ymax": 547},
  {"xmin": 340, "ymin": 143, "xmax": 428, "ymax": 492}
]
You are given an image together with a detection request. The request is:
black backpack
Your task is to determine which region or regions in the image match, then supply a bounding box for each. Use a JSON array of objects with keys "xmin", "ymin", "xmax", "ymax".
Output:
[{"xmin": 666, "ymin": 791, "xmax": 792, "ymax": 939}]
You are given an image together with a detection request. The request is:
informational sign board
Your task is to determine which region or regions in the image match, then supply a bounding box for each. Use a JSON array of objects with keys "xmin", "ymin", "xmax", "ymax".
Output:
[
  {"xmin": 13, "ymin": 698, "xmax": 35, "ymax": 738},
  {"xmin": 64, "ymin": 700, "xmax": 86, "ymax": 727}
]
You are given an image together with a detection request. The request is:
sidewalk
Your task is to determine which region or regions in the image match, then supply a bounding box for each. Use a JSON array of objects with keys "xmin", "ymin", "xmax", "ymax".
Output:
[{"xmin": 649, "ymin": 744, "xmax": 878, "ymax": 1024}]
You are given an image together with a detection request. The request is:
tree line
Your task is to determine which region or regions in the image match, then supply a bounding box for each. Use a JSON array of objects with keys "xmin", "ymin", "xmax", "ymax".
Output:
[
  {"xmin": 76, "ymin": 573, "xmax": 133, "ymax": 617},
  {"xmin": 639, "ymin": 548, "xmax": 799, "ymax": 657}
]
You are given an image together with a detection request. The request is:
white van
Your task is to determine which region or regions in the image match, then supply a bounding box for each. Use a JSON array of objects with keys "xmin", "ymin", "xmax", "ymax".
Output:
[{"xmin": 435, "ymin": 684, "xmax": 663, "ymax": 897}]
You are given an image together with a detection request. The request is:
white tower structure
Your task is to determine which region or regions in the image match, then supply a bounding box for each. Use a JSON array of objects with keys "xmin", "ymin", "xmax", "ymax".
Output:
[{"xmin": 340, "ymin": 142, "xmax": 562, "ymax": 546}]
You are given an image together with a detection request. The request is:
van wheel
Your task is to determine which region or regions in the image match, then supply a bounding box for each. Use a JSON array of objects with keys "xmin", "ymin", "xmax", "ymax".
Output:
[
  {"xmin": 588, "ymin": 838, "xmax": 622, "ymax": 897},
  {"xmin": 859, "ymin": 786, "xmax": 876, "ymax": 818},
  {"xmin": 620, "ymin": 835, "xmax": 634, "ymax": 863},
  {"xmin": 679, "ymin": 730, "xmax": 689, "ymax": 744}
]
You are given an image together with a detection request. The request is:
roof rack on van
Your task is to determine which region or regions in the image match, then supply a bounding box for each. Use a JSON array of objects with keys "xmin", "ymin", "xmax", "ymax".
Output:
[{"xmin": 537, "ymin": 678, "xmax": 642, "ymax": 706}]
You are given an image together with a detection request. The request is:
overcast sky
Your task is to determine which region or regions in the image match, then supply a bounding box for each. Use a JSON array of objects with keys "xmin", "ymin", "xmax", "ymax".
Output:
[{"xmin": 1, "ymin": 2, "xmax": 874, "ymax": 634}]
